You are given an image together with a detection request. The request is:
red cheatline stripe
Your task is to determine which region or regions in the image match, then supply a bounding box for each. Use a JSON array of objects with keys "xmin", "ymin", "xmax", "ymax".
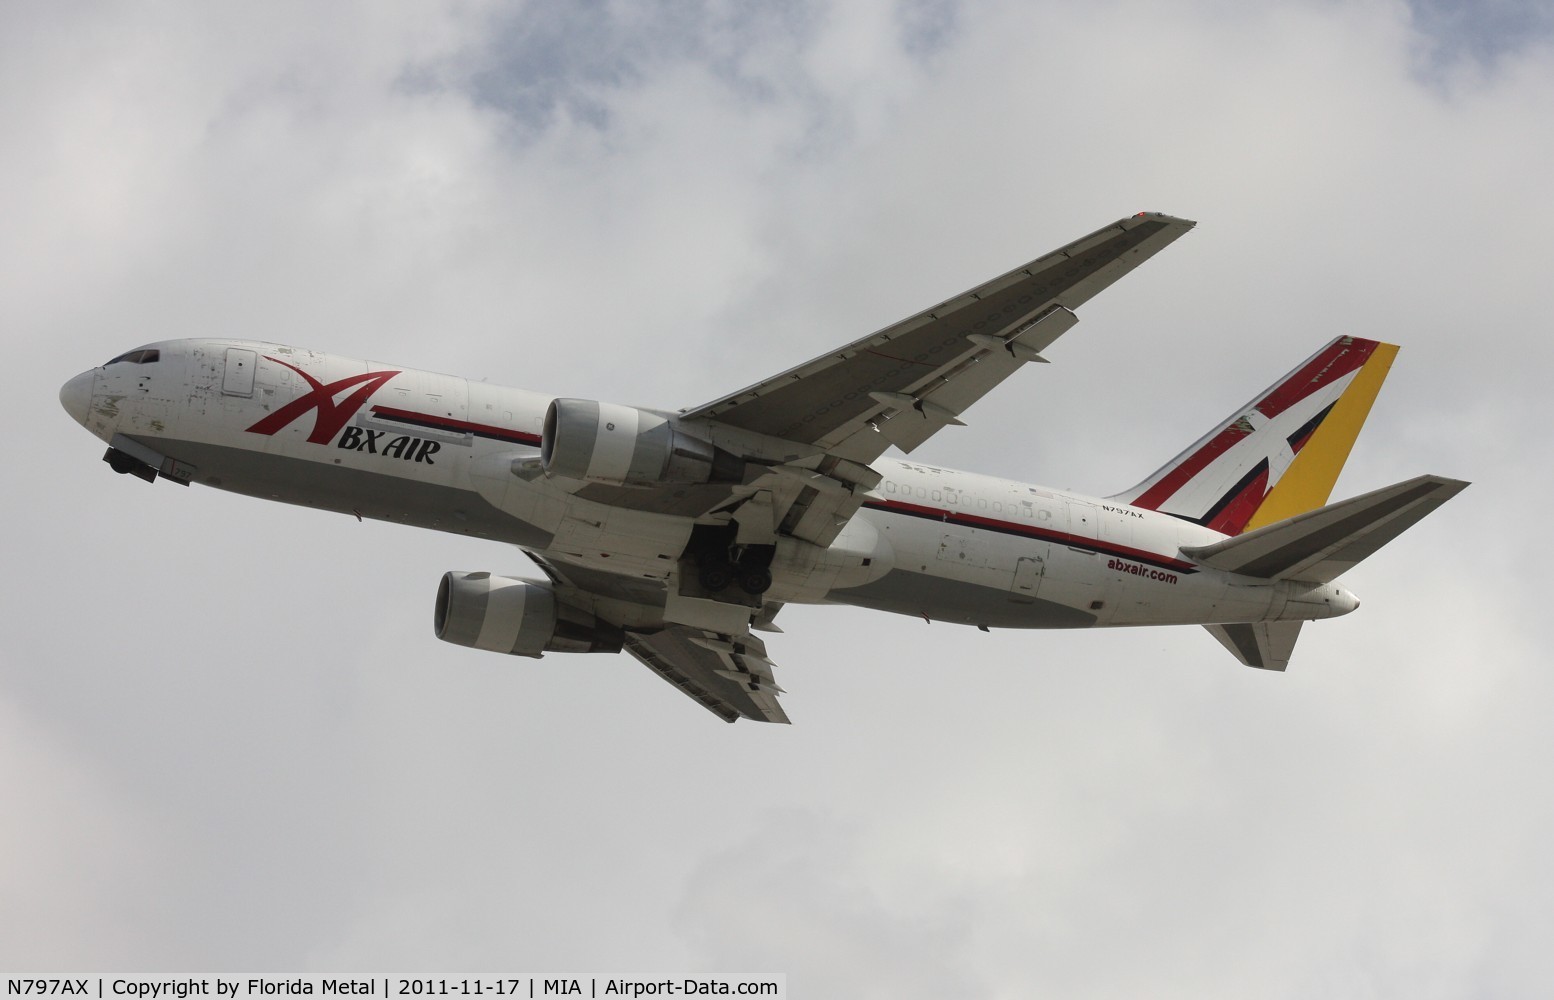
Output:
[
  {"xmin": 1130, "ymin": 422, "xmax": 1250, "ymax": 512},
  {"xmin": 371, "ymin": 405, "xmax": 541, "ymax": 445},
  {"xmin": 862, "ymin": 498, "xmax": 1196, "ymax": 573}
]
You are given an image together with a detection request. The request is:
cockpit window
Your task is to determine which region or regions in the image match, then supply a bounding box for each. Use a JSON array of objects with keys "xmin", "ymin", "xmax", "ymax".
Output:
[{"xmin": 107, "ymin": 349, "xmax": 160, "ymax": 365}]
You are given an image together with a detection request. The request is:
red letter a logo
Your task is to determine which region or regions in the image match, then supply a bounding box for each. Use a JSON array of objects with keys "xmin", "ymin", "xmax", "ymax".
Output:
[{"xmin": 245, "ymin": 357, "xmax": 402, "ymax": 445}]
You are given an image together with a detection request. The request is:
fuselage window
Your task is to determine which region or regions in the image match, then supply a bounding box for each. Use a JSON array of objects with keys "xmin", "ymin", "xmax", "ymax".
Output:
[
  {"xmin": 931, "ymin": 490, "xmax": 942, "ymax": 501},
  {"xmin": 107, "ymin": 349, "xmax": 160, "ymax": 365}
]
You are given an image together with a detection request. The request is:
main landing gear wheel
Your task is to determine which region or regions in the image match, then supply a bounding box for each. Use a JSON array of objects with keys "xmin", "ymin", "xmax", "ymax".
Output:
[
  {"xmin": 698, "ymin": 562, "xmax": 733, "ymax": 593},
  {"xmin": 684, "ymin": 524, "xmax": 775, "ymax": 598},
  {"xmin": 738, "ymin": 567, "xmax": 773, "ymax": 596}
]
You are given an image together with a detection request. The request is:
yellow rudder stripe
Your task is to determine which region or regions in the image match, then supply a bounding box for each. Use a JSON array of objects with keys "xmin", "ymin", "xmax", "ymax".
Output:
[{"xmin": 1244, "ymin": 342, "xmax": 1399, "ymax": 531}]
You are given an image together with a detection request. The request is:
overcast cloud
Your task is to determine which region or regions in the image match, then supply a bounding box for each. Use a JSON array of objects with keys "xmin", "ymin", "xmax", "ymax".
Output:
[{"xmin": 4, "ymin": 1, "xmax": 1552, "ymax": 995}]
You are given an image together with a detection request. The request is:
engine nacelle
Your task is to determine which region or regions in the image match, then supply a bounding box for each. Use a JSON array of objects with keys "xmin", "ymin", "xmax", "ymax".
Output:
[
  {"xmin": 434, "ymin": 572, "xmax": 623, "ymax": 658},
  {"xmin": 542, "ymin": 398, "xmax": 743, "ymax": 487}
]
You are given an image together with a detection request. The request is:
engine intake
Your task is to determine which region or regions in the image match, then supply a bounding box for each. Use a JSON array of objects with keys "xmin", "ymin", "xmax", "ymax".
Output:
[
  {"xmin": 542, "ymin": 398, "xmax": 743, "ymax": 487},
  {"xmin": 434, "ymin": 572, "xmax": 623, "ymax": 658}
]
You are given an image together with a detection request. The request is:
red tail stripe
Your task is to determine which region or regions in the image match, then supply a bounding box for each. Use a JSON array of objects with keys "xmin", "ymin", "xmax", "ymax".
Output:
[
  {"xmin": 1252, "ymin": 338, "xmax": 1378, "ymax": 420},
  {"xmin": 1130, "ymin": 338, "xmax": 1378, "ymax": 512},
  {"xmin": 1131, "ymin": 423, "xmax": 1249, "ymax": 511}
]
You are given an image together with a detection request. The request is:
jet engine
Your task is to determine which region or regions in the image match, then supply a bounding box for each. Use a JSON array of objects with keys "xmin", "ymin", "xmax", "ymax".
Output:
[
  {"xmin": 434, "ymin": 572, "xmax": 623, "ymax": 658},
  {"xmin": 542, "ymin": 398, "xmax": 744, "ymax": 487}
]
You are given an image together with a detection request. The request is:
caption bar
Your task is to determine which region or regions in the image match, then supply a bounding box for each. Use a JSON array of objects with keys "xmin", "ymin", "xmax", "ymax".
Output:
[{"xmin": 4, "ymin": 979, "xmax": 785, "ymax": 1000}]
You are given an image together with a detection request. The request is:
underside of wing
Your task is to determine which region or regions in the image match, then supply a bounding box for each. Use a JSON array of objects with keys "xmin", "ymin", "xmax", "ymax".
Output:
[
  {"xmin": 686, "ymin": 213, "xmax": 1195, "ymax": 464},
  {"xmin": 526, "ymin": 552, "xmax": 789, "ymax": 723},
  {"xmin": 623, "ymin": 625, "xmax": 789, "ymax": 724}
]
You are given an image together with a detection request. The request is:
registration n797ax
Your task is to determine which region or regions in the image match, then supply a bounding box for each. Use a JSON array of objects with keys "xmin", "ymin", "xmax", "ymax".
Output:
[{"xmin": 60, "ymin": 214, "xmax": 1466, "ymax": 723}]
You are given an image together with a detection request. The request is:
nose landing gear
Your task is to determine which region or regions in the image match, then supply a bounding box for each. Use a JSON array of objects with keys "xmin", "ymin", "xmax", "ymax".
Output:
[{"xmin": 104, "ymin": 446, "xmax": 159, "ymax": 483}]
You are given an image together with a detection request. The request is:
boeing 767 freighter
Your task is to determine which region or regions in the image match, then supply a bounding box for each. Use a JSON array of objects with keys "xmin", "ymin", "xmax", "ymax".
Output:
[{"xmin": 59, "ymin": 213, "xmax": 1466, "ymax": 723}]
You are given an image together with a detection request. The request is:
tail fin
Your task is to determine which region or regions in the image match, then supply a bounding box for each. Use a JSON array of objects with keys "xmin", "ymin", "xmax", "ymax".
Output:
[{"xmin": 1110, "ymin": 336, "xmax": 1398, "ymax": 535}]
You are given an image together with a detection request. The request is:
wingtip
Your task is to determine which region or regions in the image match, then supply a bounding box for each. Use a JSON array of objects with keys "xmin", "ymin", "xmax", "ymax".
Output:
[{"xmin": 1132, "ymin": 211, "xmax": 1197, "ymax": 228}]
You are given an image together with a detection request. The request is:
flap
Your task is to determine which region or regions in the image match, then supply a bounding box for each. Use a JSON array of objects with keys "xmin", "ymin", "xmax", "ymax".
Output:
[{"xmin": 624, "ymin": 625, "xmax": 790, "ymax": 724}]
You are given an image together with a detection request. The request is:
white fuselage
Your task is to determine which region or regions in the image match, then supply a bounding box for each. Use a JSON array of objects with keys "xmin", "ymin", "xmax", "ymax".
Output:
[{"xmin": 59, "ymin": 339, "xmax": 1358, "ymax": 632}]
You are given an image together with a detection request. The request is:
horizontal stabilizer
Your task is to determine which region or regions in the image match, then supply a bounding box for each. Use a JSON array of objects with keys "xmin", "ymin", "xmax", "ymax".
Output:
[
  {"xmin": 1204, "ymin": 621, "xmax": 1303, "ymax": 671},
  {"xmin": 1181, "ymin": 475, "xmax": 1468, "ymax": 583}
]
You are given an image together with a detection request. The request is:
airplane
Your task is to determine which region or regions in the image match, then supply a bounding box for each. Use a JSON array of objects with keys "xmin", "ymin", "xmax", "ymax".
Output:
[{"xmin": 58, "ymin": 213, "xmax": 1467, "ymax": 724}]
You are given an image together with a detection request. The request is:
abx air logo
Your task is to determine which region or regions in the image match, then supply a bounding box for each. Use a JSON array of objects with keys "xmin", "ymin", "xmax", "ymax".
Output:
[{"xmin": 245, "ymin": 356, "xmax": 401, "ymax": 444}]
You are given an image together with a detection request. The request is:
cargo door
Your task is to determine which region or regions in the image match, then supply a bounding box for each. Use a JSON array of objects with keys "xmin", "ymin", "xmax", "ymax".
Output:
[
  {"xmin": 222, "ymin": 348, "xmax": 257, "ymax": 396},
  {"xmin": 1065, "ymin": 498, "xmax": 1098, "ymax": 551},
  {"xmin": 936, "ymin": 529, "xmax": 991, "ymax": 568},
  {"xmin": 1009, "ymin": 555, "xmax": 1045, "ymax": 603},
  {"xmin": 1055, "ymin": 498, "xmax": 1103, "ymax": 613}
]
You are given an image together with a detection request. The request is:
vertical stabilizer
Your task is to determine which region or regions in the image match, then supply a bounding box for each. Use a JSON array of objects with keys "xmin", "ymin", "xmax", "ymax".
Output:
[{"xmin": 1110, "ymin": 337, "xmax": 1397, "ymax": 535}]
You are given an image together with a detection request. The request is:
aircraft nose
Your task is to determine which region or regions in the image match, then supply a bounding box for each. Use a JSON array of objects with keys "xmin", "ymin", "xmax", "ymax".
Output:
[
  {"xmin": 59, "ymin": 370, "xmax": 94, "ymax": 426},
  {"xmin": 1332, "ymin": 584, "xmax": 1361, "ymax": 616}
]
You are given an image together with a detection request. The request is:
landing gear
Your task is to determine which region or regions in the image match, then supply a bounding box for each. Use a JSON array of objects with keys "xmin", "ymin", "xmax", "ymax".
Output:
[
  {"xmin": 685, "ymin": 524, "xmax": 774, "ymax": 598},
  {"xmin": 738, "ymin": 566, "xmax": 773, "ymax": 596},
  {"xmin": 695, "ymin": 556, "xmax": 770, "ymax": 595},
  {"xmin": 103, "ymin": 446, "xmax": 158, "ymax": 483},
  {"xmin": 698, "ymin": 561, "xmax": 733, "ymax": 593}
]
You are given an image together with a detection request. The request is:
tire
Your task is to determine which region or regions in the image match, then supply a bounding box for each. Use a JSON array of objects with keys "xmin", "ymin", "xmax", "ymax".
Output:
[
  {"xmin": 699, "ymin": 562, "xmax": 732, "ymax": 593},
  {"xmin": 738, "ymin": 567, "xmax": 773, "ymax": 595},
  {"xmin": 107, "ymin": 450, "xmax": 139, "ymax": 475}
]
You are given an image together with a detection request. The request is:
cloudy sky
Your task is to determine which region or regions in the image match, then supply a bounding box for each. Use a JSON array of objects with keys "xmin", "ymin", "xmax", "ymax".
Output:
[{"xmin": 4, "ymin": 0, "xmax": 1552, "ymax": 994}]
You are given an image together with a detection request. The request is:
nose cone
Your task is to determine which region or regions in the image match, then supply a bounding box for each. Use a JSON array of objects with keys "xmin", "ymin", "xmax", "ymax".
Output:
[{"xmin": 60, "ymin": 370, "xmax": 94, "ymax": 426}]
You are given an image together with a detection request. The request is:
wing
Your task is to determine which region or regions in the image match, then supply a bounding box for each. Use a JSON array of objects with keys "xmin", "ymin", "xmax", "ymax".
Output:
[
  {"xmin": 515, "ymin": 216, "xmax": 1195, "ymax": 721},
  {"xmin": 687, "ymin": 212, "xmax": 1196, "ymax": 464},
  {"xmin": 527, "ymin": 552, "xmax": 790, "ymax": 723},
  {"xmin": 568, "ymin": 214, "xmax": 1195, "ymax": 546},
  {"xmin": 623, "ymin": 624, "xmax": 789, "ymax": 724}
]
